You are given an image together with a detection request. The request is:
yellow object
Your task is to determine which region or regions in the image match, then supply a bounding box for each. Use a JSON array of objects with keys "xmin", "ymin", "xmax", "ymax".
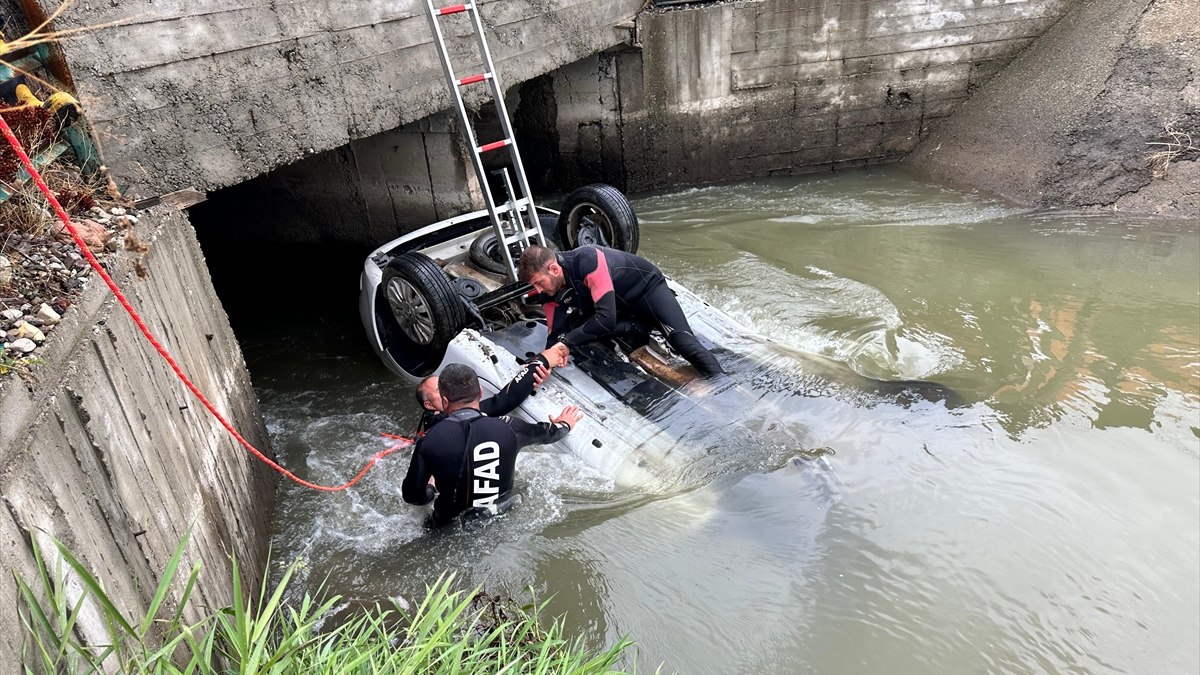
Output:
[
  {"xmin": 46, "ymin": 91, "xmax": 79, "ymax": 115},
  {"xmin": 12, "ymin": 85, "xmax": 81, "ymax": 118},
  {"xmin": 14, "ymin": 83, "xmax": 42, "ymax": 107}
]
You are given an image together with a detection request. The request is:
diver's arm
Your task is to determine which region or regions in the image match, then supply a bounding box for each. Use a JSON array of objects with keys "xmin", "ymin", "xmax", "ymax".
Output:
[
  {"xmin": 562, "ymin": 248, "xmax": 617, "ymax": 347},
  {"xmin": 401, "ymin": 443, "xmax": 436, "ymax": 505},
  {"xmin": 481, "ymin": 354, "xmax": 550, "ymax": 417},
  {"xmin": 503, "ymin": 405, "xmax": 580, "ymax": 446},
  {"xmin": 503, "ymin": 416, "xmax": 571, "ymax": 446}
]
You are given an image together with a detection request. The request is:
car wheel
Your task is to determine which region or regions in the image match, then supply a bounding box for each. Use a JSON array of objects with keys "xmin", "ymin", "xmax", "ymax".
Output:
[
  {"xmin": 468, "ymin": 213, "xmax": 560, "ymax": 275},
  {"xmin": 382, "ymin": 252, "xmax": 466, "ymax": 347},
  {"xmin": 556, "ymin": 184, "xmax": 639, "ymax": 253}
]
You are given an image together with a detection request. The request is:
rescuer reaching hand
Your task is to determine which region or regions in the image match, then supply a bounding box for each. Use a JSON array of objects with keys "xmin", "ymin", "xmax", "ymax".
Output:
[
  {"xmin": 412, "ymin": 345, "xmax": 566, "ymax": 436},
  {"xmin": 402, "ymin": 363, "xmax": 581, "ymax": 527}
]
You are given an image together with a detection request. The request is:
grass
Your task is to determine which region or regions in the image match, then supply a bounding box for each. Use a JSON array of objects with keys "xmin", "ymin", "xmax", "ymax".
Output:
[{"xmin": 16, "ymin": 530, "xmax": 640, "ymax": 674}]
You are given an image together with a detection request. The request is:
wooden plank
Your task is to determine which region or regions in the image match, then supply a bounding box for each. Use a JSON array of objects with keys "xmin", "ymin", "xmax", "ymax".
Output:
[{"xmin": 132, "ymin": 188, "xmax": 207, "ymax": 211}]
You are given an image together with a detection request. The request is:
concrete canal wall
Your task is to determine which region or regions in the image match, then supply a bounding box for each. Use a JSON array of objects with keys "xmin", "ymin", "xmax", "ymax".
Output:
[
  {"xmin": 541, "ymin": 0, "xmax": 1078, "ymax": 192},
  {"xmin": 0, "ymin": 209, "xmax": 275, "ymax": 660},
  {"xmin": 179, "ymin": 0, "xmax": 1085, "ymax": 246}
]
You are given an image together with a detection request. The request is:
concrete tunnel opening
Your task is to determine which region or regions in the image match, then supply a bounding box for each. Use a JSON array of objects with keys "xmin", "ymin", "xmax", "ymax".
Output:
[{"xmin": 187, "ymin": 64, "xmax": 594, "ymax": 354}]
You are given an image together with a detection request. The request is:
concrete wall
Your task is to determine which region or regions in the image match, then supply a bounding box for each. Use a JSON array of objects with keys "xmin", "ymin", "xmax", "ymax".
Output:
[
  {"xmin": 0, "ymin": 209, "xmax": 275, "ymax": 662},
  {"xmin": 544, "ymin": 0, "xmax": 1077, "ymax": 192},
  {"xmin": 34, "ymin": 0, "xmax": 642, "ymax": 199}
]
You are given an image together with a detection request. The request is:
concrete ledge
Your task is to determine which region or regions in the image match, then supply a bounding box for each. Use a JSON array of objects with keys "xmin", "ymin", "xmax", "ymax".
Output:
[
  {"xmin": 0, "ymin": 208, "xmax": 275, "ymax": 663},
  {"xmin": 45, "ymin": 0, "xmax": 643, "ymax": 197}
]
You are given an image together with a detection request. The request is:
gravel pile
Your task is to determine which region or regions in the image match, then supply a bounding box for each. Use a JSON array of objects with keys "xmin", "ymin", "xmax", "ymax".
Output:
[{"xmin": 1, "ymin": 206, "xmax": 137, "ymax": 378}]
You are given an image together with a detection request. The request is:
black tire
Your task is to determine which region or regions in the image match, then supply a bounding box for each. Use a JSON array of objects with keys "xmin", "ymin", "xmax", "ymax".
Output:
[
  {"xmin": 468, "ymin": 232, "xmax": 520, "ymax": 276},
  {"xmin": 468, "ymin": 213, "xmax": 560, "ymax": 275},
  {"xmin": 382, "ymin": 252, "xmax": 466, "ymax": 348},
  {"xmin": 556, "ymin": 184, "xmax": 639, "ymax": 253}
]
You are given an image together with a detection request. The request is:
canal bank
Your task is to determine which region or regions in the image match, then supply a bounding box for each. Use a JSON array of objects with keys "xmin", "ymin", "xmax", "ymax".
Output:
[{"xmin": 908, "ymin": 0, "xmax": 1199, "ymax": 216}]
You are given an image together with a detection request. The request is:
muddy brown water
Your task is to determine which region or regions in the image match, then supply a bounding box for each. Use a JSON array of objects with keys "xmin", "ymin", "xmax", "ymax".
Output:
[{"xmin": 222, "ymin": 167, "xmax": 1198, "ymax": 674}]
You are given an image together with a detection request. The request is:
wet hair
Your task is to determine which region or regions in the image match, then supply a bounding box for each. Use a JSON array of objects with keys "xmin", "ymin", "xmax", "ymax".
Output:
[
  {"xmin": 518, "ymin": 245, "xmax": 557, "ymax": 283},
  {"xmin": 415, "ymin": 376, "xmax": 437, "ymax": 408},
  {"xmin": 437, "ymin": 364, "xmax": 480, "ymax": 405}
]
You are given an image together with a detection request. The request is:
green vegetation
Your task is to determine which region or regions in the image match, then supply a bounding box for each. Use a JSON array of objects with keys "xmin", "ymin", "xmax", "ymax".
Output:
[
  {"xmin": 16, "ymin": 531, "xmax": 637, "ymax": 674},
  {"xmin": 0, "ymin": 354, "xmax": 43, "ymax": 378}
]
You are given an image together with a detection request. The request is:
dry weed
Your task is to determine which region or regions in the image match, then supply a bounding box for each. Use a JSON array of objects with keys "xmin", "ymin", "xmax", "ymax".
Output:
[{"xmin": 1147, "ymin": 119, "xmax": 1199, "ymax": 179}]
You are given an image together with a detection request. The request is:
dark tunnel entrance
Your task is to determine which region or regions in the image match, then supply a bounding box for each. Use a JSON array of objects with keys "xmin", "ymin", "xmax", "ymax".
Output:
[
  {"xmin": 189, "ymin": 107, "xmax": 490, "ymax": 366},
  {"xmin": 188, "ymin": 49, "xmax": 630, "ymax": 374},
  {"xmin": 188, "ymin": 178, "xmax": 373, "ymax": 355}
]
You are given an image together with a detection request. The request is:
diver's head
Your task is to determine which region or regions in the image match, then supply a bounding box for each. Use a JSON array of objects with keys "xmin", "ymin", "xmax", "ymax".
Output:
[
  {"xmin": 438, "ymin": 363, "xmax": 483, "ymax": 412},
  {"xmin": 416, "ymin": 375, "xmax": 441, "ymax": 412},
  {"xmin": 518, "ymin": 245, "xmax": 565, "ymax": 295}
]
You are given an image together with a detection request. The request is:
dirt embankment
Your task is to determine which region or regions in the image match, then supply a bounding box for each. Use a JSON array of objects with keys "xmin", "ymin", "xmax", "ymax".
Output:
[{"xmin": 909, "ymin": 0, "xmax": 1199, "ymax": 218}]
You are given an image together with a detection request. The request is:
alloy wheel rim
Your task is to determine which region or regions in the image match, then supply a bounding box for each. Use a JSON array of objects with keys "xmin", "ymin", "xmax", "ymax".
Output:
[{"xmin": 386, "ymin": 277, "xmax": 435, "ymax": 345}]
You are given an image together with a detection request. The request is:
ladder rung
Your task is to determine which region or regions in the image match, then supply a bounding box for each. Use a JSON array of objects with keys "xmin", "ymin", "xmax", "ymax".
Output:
[
  {"xmin": 493, "ymin": 197, "xmax": 531, "ymax": 215},
  {"xmin": 478, "ymin": 139, "xmax": 511, "ymax": 154},
  {"xmin": 457, "ymin": 73, "xmax": 488, "ymax": 86},
  {"xmin": 501, "ymin": 232, "xmax": 541, "ymax": 246},
  {"xmin": 436, "ymin": 3, "xmax": 470, "ymax": 15}
]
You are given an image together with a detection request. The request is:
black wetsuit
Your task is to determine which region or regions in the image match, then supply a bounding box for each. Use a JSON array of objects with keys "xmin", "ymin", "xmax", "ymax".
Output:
[
  {"xmin": 415, "ymin": 354, "xmax": 550, "ymax": 436},
  {"xmin": 536, "ymin": 246, "xmax": 724, "ymax": 377},
  {"xmin": 401, "ymin": 408, "xmax": 570, "ymax": 527}
]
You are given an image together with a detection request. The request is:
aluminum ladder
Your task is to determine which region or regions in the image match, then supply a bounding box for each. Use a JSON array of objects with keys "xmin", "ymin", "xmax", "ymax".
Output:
[{"xmin": 424, "ymin": 0, "xmax": 544, "ymax": 282}]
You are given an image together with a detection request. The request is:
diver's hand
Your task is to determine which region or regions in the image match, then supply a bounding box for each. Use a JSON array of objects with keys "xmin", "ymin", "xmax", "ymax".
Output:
[
  {"xmin": 550, "ymin": 405, "xmax": 582, "ymax": 430},
  {"xmin": 532, "ymin": 362, "xmax": 550, "ymax": 387},
  {"xmin": 542, "ymin": 342, "xmax": 570, "ymax": 368}
]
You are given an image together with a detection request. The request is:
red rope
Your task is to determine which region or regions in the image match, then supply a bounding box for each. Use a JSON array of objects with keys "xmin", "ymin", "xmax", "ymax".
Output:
[{"xmin": 0, "ymin": 113, "xmax": 410, "ymax": 492}]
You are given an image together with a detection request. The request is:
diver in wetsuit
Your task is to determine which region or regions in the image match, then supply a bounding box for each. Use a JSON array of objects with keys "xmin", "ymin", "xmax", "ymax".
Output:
[
  {"xmin": 517, "ymin": 244, "xmax": 724, "ymax": 378},
  {"xmin": 413, "ymin": 346, "xmax": 567, "ymax": 435},
  {"xmin": 402, "ymin": 363, "xmax": 581, "ymax": 527}
]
